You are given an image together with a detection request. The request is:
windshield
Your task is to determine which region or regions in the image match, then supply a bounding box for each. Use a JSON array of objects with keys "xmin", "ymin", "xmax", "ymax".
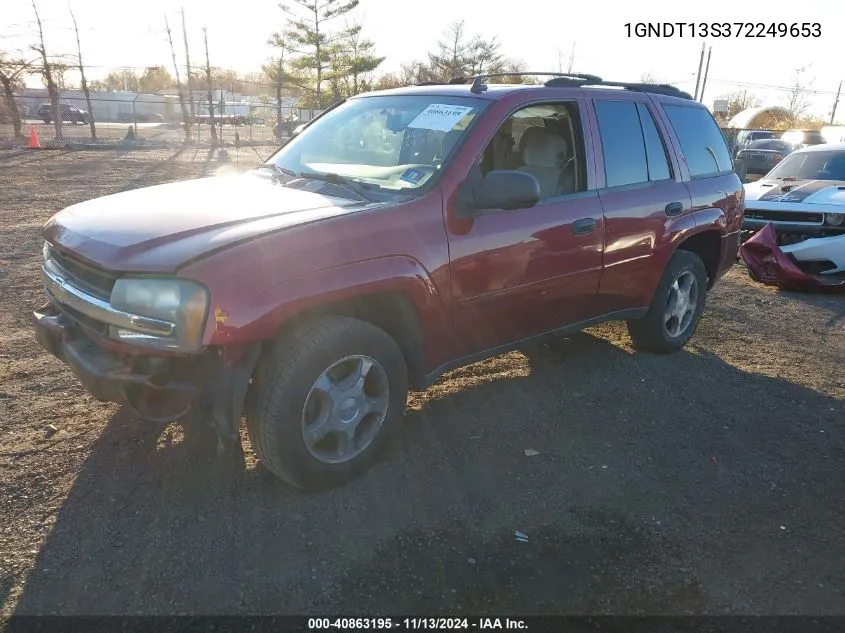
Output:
[
  {"xmin": 743, "ymin": 131, "xmax": 775, "ymax": 142},
  {"xmin": 263, "ymin": 94, "xmax": 489, "ymax": 195},
  {"xmin": 747, "ymin": 140, "xmax": 791, "ymax": 151},
  {"xmin": 766, "ymin": 150, "xmax": 845, "ymax": 180}
]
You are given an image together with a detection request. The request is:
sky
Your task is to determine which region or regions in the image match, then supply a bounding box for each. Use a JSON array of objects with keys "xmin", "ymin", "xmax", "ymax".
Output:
[{"xmin": 3, "ymin": 0, "xmax": 844, "ymax": 120}]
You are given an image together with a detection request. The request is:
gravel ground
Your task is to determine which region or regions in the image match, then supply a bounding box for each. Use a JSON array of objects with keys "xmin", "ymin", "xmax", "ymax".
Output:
[
  {"xmin": 0, "ymin": 120, "xmax": 280, "ymax": 149},
  {"xmin": 0, "ymin": 149, "xmax": 843, "ymax": 619}
]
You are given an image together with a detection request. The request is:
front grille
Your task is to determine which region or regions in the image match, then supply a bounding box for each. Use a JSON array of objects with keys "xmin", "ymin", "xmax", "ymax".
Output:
[
  {"xmin": 48, "ymin": 247, "xmax": 117, "ymax": 301},
  {"xmin": 744, "ymin": 209, "xmax": 824, "ymax": 224}
]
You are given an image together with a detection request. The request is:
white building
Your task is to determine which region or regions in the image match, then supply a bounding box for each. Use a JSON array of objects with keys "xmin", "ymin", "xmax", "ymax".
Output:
[{"xmin": 17, "ymin": 88, "xmax": 182, "ymax": 122}]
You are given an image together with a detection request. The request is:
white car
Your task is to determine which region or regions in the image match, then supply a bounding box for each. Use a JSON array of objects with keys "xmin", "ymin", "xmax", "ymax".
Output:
[
  {"xmin": 781, "ymin": 233, "xmax": 845, "ymax": 277},
  {"xmin": 743, "ymin": 143, "xmax": 845, "ymax": 246}
]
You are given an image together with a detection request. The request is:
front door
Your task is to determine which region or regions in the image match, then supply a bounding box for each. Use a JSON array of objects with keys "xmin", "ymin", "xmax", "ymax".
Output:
[{"xmin": 445, "ymin": 99, "xmax": 605, "ymax": 354}]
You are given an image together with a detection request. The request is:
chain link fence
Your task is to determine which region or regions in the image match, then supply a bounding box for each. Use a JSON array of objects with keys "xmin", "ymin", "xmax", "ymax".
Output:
[{"xmin": 1, "ymin": 93, "xmax": 323, "ymax": 150}]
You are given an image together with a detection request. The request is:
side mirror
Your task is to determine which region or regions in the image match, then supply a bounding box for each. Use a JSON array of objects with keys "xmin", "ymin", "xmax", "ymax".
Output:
[{"xmin": 459, "ymin": 170, "xmax": 540, "ymax": 216}]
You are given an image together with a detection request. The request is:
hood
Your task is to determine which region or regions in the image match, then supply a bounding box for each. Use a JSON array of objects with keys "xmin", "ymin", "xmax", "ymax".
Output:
[
  {"xmin": 43, "ymin": 171, "xmax": 381, "ymax": 272},
  {"xmin": 744, "ymin": 179, "xmax": 845, "ymax": 207}
]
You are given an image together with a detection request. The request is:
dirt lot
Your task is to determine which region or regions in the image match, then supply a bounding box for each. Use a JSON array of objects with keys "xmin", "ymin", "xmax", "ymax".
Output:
[{"xmin": 0, "ymin": 149, "xmax": 843, "ymax": 618}]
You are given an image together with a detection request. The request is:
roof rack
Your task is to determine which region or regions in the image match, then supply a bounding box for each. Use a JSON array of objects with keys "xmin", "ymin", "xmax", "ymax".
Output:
[
  {"xmin": 415, "ymin": 77, "xmax": 470, "ymax": 87},
  {"xmin": 469, "ymin": 72, "xmax": 601, "ymax": 93},
  {"xmin": 467, "ymin": 71, "xmax": 694, "ymax": 100}
]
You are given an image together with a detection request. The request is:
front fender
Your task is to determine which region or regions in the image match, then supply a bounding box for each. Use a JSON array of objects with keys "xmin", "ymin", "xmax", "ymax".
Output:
[{"xmin": 207, "ymin": 256, "xmax": 455, "ymax": 366}]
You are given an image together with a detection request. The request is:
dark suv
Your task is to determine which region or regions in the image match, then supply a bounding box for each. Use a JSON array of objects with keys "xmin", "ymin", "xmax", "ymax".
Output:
[
  {"xmin": 33, "ymin": 73, "xmax": 744, "ymax": 490},
  {"xmin": 37, "ymin": 103, "xmax": 88, "ymax": 124}
]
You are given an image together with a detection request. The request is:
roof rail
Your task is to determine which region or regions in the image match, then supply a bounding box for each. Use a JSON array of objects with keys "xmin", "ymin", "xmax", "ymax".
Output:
[
  {"xmin": 466, "ymin": 71, "xmax": 693, "ymax": 100},
  {"xmin": 543, "ymin": 76, "xmax": 693, "ymax": 99},
  {"xmin": 469, "ymin": 72, "xmax": 602, "ymax": 93},
  {"xmin": 558, "ymin": 77, "xmax": 694, "ymax": 100}
]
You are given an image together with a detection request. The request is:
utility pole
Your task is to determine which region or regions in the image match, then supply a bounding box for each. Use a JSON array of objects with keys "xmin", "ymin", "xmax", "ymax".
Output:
[
  {"xmin": 699, "ymin": 46, "xmax": 712, "ymax": 103},
  {"xmin": 693, "ymin": 42, "xmax": 706, "ymax": 101},
  {"xmin": 831, "ymin": 80, "xmax": 842, "ymax": 124}
]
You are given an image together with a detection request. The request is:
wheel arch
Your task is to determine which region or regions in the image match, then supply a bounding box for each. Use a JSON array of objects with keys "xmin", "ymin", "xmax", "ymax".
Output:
[
  {"xmin": 675, "ymin": 230, "xmax": 723, "ymax": 289},
  {"xmin": 269, "ymin": 290, "xmax": 428, "ymax": 388}
]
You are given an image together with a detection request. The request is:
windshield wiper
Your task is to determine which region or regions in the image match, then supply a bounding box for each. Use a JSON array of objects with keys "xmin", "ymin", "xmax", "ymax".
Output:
[
  {"xmin": 259, "ymin": 164, "xmax": 376, "ymax": 202},
  {"xmin": 293, "ymin": 171, "xmax": 377, "ymax": 201},
  {"xmin": 258, "ymin": 163, "xmax": 296, "ymax": 180}
]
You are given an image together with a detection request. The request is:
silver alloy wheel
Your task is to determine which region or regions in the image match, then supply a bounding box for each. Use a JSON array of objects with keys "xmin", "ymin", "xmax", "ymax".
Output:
[
  {"xmin": 300, "ymin": 354, "xmax": 390, "ymax": 464},
  {"xmin": 663, "ymin": 270, "xmax": 698, "ymax": 338}
]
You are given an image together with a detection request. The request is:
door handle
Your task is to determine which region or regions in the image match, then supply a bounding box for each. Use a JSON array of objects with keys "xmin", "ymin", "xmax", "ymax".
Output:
[
  {"xmin": 572, "ymin": 218, "xmax": 596, "ymax": 236},
  {"xmin": 665, "ymin": 201, "xmax": 684, "ymax": 216}
]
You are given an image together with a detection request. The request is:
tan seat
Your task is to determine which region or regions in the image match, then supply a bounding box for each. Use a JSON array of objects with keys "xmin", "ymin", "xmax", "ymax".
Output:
[{"xmin": 516, "ymin": 127, "xmax": 571, "ymax": 198}]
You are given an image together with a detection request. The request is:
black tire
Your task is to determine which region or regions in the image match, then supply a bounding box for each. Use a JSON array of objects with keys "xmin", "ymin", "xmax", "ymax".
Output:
[
  {"xmin": 246, "ymin": 316, "xmax": 409, "ymax": 490},
  {"xmin": 626, "ymin": 250, "xmax": 708, "ymax": 354}
]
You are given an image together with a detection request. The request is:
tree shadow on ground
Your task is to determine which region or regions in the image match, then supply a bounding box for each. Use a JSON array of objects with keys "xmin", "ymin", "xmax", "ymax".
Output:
[{"xmin": 8, "ymin": 332, "xmax": 845, "ymax": 616}]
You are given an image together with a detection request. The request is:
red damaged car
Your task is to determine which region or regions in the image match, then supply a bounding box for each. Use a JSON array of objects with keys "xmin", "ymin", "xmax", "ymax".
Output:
[{"xmin": 33, "ymin": 73, "xmax": 743, "ymax": 489}]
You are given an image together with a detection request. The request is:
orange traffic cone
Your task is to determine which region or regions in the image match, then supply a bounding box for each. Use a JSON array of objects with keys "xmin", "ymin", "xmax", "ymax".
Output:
[{"xmin": 29, "ymin": 126, "xmax": 41, "ymax": 148}]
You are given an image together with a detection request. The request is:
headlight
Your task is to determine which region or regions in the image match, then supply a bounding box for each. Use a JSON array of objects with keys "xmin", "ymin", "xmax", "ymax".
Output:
[
  {"xmin": 825, "ymin": 213, "xmax": 844, "ymax": 226},
  {"xmin": 42, "ymin": 241, "xmax": 50, "ymax": 261},
  {"xmin": 109, "ymin": 277, "xmax": 209, "ymax": 351}
]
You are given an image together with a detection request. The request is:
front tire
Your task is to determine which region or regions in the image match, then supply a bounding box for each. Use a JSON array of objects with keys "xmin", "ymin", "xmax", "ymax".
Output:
[
  {"xmin": 626, "ymin": 250, "xmax": 708, "ymax": 354},
  {"xmin": 246, "ymin": 316, "xmax": 409, "ymax": 490}
]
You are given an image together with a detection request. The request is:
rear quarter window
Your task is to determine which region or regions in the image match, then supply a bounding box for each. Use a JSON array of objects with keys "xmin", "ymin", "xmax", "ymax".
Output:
[{"xmin": 663, "ymin": 105, "xmax": 733, "ymax": 178}]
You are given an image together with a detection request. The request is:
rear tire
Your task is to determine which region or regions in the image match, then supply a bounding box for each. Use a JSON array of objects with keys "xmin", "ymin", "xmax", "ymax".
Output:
[
  {"xmin": 246, "ymin": 316, "xmax": 409, "ymax": 490},
  {"xmin": 626, "ymin": 250, "xmax": 708, "ymax": 354}
]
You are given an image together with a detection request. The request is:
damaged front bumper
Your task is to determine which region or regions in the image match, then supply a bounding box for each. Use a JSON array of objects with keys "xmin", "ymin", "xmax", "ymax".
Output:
[{"xmin": 32, "ymin": 302, "xmax": 261, "ymax": 450}]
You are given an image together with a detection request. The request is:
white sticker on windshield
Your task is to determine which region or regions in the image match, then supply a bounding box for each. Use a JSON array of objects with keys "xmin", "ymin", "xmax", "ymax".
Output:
[{"xmin": 407, "ymin": 104, "xmax": 474, "ymax": 132}]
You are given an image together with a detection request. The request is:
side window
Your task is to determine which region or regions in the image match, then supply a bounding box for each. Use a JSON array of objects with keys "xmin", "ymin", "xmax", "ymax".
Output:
[
  {"xmin": 663, "ymin": 104, "xmax": 733, "ymax": 178},
  {"xmin": 594, "ymin": 100, "xmax": 648, "ymax": 187},
  {"xmin": 636, "ymin": 103, "xmax": 672, "ymax": 181},
  {"xmin": 479, "ymin": 101, "xmax": 587, "ymax": 199}
]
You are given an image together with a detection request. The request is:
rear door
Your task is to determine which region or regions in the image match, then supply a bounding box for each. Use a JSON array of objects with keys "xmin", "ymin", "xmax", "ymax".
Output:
[{"xmin": 584, "ymin": 93, "xmax": 693, "ymax": 313}]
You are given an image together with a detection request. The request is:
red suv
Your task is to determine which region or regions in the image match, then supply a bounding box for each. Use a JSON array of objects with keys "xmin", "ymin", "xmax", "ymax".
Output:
[{"xmin": 33, "ymin": 73, "xmax": 744, "ymax": 489}]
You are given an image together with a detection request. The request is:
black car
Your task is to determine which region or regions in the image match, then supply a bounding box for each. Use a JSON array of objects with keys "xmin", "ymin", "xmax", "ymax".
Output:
[
  {"xmin": 37, "ymin": 103, "xmax": 88, "ymax": 124},
  {"xmin": 734, "ymin": 139, "xmax": 795, "ymax": 179}
]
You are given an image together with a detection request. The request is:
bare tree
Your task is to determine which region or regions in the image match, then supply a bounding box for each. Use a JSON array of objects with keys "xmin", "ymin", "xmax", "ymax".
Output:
[
  {"xmin": 784, "ymin": 66, "xmax": 813, "ymax": 123},
  {"xmin": 202, "ymin": 26, "xmax": 217, "ymax": 146},
  {"xmin": 0, "ymin": 52, "xmax": 33, "ymax": 140},
  {"xmin": 182, "ymin": 8, "xmax": 196, "ymax": 122},
  {"xmin": 68, "ymin": 3, "xmax": 96, "ymax": 139},
  {"xmin": 720, "ymin": 90, "xmax": 762, "ymax": 120},
  {"xmin": 30, "ymin": 0, "xmax": 63, "ymax": 140},
  {"xmin": 165, "ymin": 15, "xmax": 191, "ymax": 142},
  {"xmin": 640, "ymin": 72, "xmax": 664, "ymax": 85},
  {"xmin": 555, "ymin": 43, "xmax": 576, "ymax": 74}
]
